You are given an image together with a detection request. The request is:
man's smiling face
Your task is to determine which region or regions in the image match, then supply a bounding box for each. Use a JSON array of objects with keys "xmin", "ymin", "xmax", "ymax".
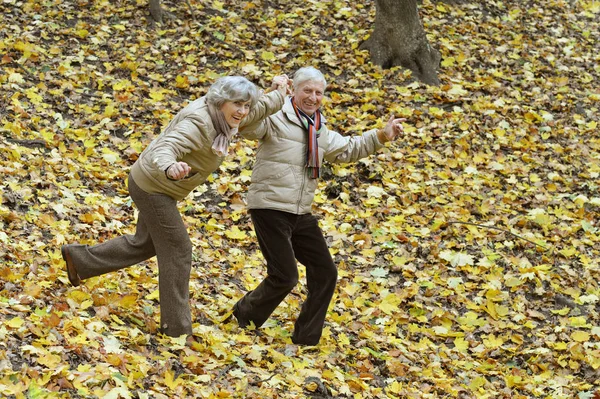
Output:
[{"xmin": 292, "ymin": 80, "xmax": 324, "ymax": 116}]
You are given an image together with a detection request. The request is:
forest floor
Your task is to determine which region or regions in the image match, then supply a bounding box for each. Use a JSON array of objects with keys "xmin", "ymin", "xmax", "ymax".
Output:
[{"xmin": 0, "ymin": 0, "xmax": 599, "ymax": 398}]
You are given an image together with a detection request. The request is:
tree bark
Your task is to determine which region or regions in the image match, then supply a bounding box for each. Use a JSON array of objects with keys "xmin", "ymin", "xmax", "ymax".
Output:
[
  {"xmin": 360, "ymin": 0, "xmax": 441, "ymax": 85},
  {"xmin": 149, "ymin": 0, "xmax": 163, "ymax": 24}
]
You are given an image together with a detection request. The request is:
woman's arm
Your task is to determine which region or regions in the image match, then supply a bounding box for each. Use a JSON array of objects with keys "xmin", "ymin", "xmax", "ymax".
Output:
[{"xmin": 148, "ymin": 116, "xmax": 207, "ymax": 173}]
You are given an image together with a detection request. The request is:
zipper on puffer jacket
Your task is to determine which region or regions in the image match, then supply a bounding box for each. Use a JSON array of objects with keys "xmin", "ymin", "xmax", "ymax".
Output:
[{"xmin": 296, "ymin": 169, "xmax": 307, "ymax": 213}]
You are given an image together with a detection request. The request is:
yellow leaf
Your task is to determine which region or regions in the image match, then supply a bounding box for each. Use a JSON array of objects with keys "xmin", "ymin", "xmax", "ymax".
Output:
[
  {"xmin": 550, "ymin": 341, "xmax": 568, "ymax": 350},
  {"xmin": 469, "ymin": 376, "xmax": 486, "ymax": 390},
  {"xmin": 146, "ymin": 290, "xmax": 159, "ymax": 300},
  {"xmin": 338, "ymin": 333, "xmax": 350, "ymax": 347},
  {"xmin": 77, "ymin": 29, "xmax": 89, "ymax": 38},
  {"xmin": 387, "ymin": 381, "xmax": 403, "ymax": 394},
  {"xmin": 305, "ymin": 381, "xmax": 319, "ymax": 392},
  {"xmin": 505, "ymin": 277, "xmax": 523, "ymax": 288},
  {"xmin": 176, "ymin": 75, "xmax": 189, "ymax": 88},
  {"xmin": 559, "ymin": 247, "xmax": 577, "ymax": 257},
  {"xmin": 495, "ymin": 304, "xmax": 509, "ymax": 318},
  {"xmin": 69, "ymin": 290, "xmax": 91, "ymax": 303},
  {"xmin": 120, "ymin": 295, "xmax": 137, "ymax": 309},
  {"xmin": 505, "ymin": 375, "xmax": 524, "ymax": 388},
  {"xmin": 241, "ymin": 62, "xmax": 262, "ymax": 76},
  {"xmin": 569, "ymin": 316, "xmax": 588, "ymax": 327},
  {"xmin": 379, "ymin": 301, "xmax": 397, "ymax": 315},
  {"xmin": 483, "ymin": 334, "xmax": 504, "ymax": 349},
  {"xmin": 261, "ymin": 51, "xmax": 275, "ymax": 61},
  {"xmin": 453, "ymin": 337, "xmax": 469, "ymax": 352},
  {"xmin": 7, "ymin": 317, "xmax": 24, "ymax": 328},
  {"xmin": 149, "ymin": 89, "xmax": 165, "ymax": 101},
  {"xmin": 571, "ymin": 331, "xmax": 590, "ymax": 342},
  {"xmin": 225, "ymin": 226, "xmax": 247, "ymax": 240},
  {"xmin": 342, "ymin": 283, "xmax": 359, "ymax": 296},
  {"xmin": 441, "ymin": 57, "xmax": 455, "ymax": 67},
  {"xmin": 164, "ymin": 369, "xmax": 182, "ymax": 389},
  {"xmin": 112, "ymin": 79, "xmax": 132, "ymax": 91},
  {"xmin": 528, "ymin": 208, "xmax": 552, "ymax": 226},
  {"xmin": 26, "ymin": 88, "xmax": 43, "ymax": 104},
  {"xmin": 581, "ymin": 1, "xmax": 600, "ymax": 12},
  {"xmin": 37, "ymin": 353, "xmax": 63, "ymax": 368}
]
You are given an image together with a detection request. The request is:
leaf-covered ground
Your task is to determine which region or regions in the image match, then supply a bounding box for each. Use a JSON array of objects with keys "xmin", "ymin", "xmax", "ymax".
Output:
[{"xmin": 1, "ymin": 0, "xmax": 599, "ymax": 398}]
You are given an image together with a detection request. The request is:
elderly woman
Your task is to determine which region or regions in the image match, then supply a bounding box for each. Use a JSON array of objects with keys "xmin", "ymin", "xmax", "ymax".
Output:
[
  {"xmin": 233, "ymin": 67, "xmax": 405, "ymax": 345},
  {"xmin": 61, "ymin": 75, "xmax": 289, "ymax": 339}
]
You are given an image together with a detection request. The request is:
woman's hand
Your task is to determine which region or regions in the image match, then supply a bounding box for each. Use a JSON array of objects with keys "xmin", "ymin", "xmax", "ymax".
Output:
[
  {"xmin": 166, "ymin": 161, "xmax": 191, "ymax": 180},
  {"xmin": 378, "ymin": 116, "xmax": 406, "ymax": 143},
  {"xmin": 271, "ymin": 75, "xmax": 291, "ymax": 96}
]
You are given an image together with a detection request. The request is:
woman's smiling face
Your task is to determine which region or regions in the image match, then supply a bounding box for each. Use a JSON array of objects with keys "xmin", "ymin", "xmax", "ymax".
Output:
[
  {"xmin": 220, "ymin": 100, "xmax": 251, "ymax": 128},
  {"xmin": 293, "ymin": 80, "xmax": 324, "ymax": 116}
]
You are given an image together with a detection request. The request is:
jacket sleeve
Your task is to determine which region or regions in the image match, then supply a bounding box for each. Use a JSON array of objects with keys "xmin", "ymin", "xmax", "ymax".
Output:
[
  {"xmin": 147, "ymin": 117, "xmax": 208, "ymax": 171},
  {"xmin": 238, "ymin": 91, "xmax": 284, "ymax": 140},
  {"xmin": 324, "ymin": 128, "xmax": 385, "ymax": 164}
]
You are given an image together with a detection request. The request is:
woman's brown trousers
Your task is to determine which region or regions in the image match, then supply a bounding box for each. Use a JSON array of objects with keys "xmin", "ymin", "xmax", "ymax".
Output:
[{"xmin": 65, "ymin": 175, "xmax": 193, "ymax": 337}]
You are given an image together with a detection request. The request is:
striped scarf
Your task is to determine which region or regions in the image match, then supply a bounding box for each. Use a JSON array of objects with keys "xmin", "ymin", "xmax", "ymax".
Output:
[{"xmin": 291, "ymin": 98, "xmax": 322, "ymax": 179}]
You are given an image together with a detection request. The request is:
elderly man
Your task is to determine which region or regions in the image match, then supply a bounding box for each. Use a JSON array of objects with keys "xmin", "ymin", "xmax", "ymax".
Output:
[{"xmin": 234, "ymin": 66, "xmax": 405, "ymax": 345}]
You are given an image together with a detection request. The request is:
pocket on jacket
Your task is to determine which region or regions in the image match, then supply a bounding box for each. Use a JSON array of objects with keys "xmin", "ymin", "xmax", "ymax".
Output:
[{"xmin": 252, "ymin": 162, "xmax": 293, "ymax": 183}]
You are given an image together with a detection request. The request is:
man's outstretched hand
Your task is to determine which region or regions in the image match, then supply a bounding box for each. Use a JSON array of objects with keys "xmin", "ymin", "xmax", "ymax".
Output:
[{"xmin": 378, "ymin": 116, "xmax": 407, "ymax": 143}]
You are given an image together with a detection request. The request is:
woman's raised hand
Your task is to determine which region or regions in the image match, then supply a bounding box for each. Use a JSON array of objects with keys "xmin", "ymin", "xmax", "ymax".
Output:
[{"xmin": 167, "ymin": 161, "xmax": 191, "ymax": 180}]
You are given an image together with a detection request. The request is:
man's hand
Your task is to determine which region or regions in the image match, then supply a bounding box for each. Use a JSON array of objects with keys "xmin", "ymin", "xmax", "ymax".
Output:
[
  {"xmin": 271, "ymin": 75, "xmax": 291, "ymax": 96},
  {"xmin": 378, "ymin": 116, "xmax": 406, "ymax": 143},
  {"xmin": 166, "ymin": 161, "xmax": 191, "ymax": 180}
]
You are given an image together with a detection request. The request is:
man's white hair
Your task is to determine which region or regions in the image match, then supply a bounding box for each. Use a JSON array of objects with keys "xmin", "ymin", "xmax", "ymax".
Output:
[{"xmin": 293, "ymin": 67, "xmax": 327, "ymax": 90}]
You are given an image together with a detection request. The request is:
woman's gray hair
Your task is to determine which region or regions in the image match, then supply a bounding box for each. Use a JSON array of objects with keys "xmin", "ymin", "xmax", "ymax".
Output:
[
  {"xmin": 206, "ymin": 76, "xmax": 260, "ymax": 108},
  {"xmin": 293, "ymin": 67, "xmax": 327, "ymax": 90}
]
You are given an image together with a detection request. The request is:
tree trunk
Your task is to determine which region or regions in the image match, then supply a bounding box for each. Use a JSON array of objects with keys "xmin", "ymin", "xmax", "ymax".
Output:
[
  {"xmin": 360, "ymin": 0, "xmax": 441, "ymax": 85},
  {"xmin": 149, "ymin": 0, "xmax": 163, "ymax": 24}
]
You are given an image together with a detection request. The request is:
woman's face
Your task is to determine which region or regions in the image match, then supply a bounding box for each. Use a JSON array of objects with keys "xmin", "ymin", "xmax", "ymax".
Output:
[
  {"xmin": 293, "ymin": 80, "xmax": 324, "ymax": 116},
  {"xmin": 221, "ymin": 100, "xmax": 251, "ymax": 128}
]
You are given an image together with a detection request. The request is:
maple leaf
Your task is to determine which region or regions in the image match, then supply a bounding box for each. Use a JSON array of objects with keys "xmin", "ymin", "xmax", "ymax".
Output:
[
  {"xmin": 225, "ymin": 226, "xmax": 247, "ymax": 240},
  {"xmin": 439, "ymin": 250, "xmax": 474, "ymax": 267}
]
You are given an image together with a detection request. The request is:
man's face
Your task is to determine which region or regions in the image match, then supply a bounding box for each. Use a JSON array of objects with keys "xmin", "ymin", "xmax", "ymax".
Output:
[{"xmin": 292, "ymin": 80, "xmax": 324, "ymax": 116}]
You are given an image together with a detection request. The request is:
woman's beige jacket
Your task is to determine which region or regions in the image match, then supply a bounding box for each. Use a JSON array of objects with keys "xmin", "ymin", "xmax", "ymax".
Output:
[
  {"xmin": 240, "ymin": 97, "xmax": 384, "ymax": 215},
  {"xmin": 130, "ymin": 90, "xmax": 284, "ymax": 200}
]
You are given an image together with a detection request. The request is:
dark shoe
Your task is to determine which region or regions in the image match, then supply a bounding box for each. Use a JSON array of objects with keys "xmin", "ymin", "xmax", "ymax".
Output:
[
  {"xmin": 61, "ymin": 245, "xmax": 81, "ymax": 287},
  {"xmin": 232, "ymin": 303, "xmax": 250, "ymax": 328},
  {"xmin": 291, "ymin": 336, "xmax": 320, "ymax": 346}
]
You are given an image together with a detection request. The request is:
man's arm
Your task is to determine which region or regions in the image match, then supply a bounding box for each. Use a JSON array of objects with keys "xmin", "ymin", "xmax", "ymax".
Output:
[{"xmin": 325, "ymin": 116, "xmax": 406, "ymax": 163}]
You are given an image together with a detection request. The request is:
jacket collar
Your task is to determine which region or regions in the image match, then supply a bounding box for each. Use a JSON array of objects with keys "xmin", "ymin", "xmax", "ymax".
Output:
[{"xmin": 282, "ymin": 96, "xmax": 327, "ymax": 127}]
